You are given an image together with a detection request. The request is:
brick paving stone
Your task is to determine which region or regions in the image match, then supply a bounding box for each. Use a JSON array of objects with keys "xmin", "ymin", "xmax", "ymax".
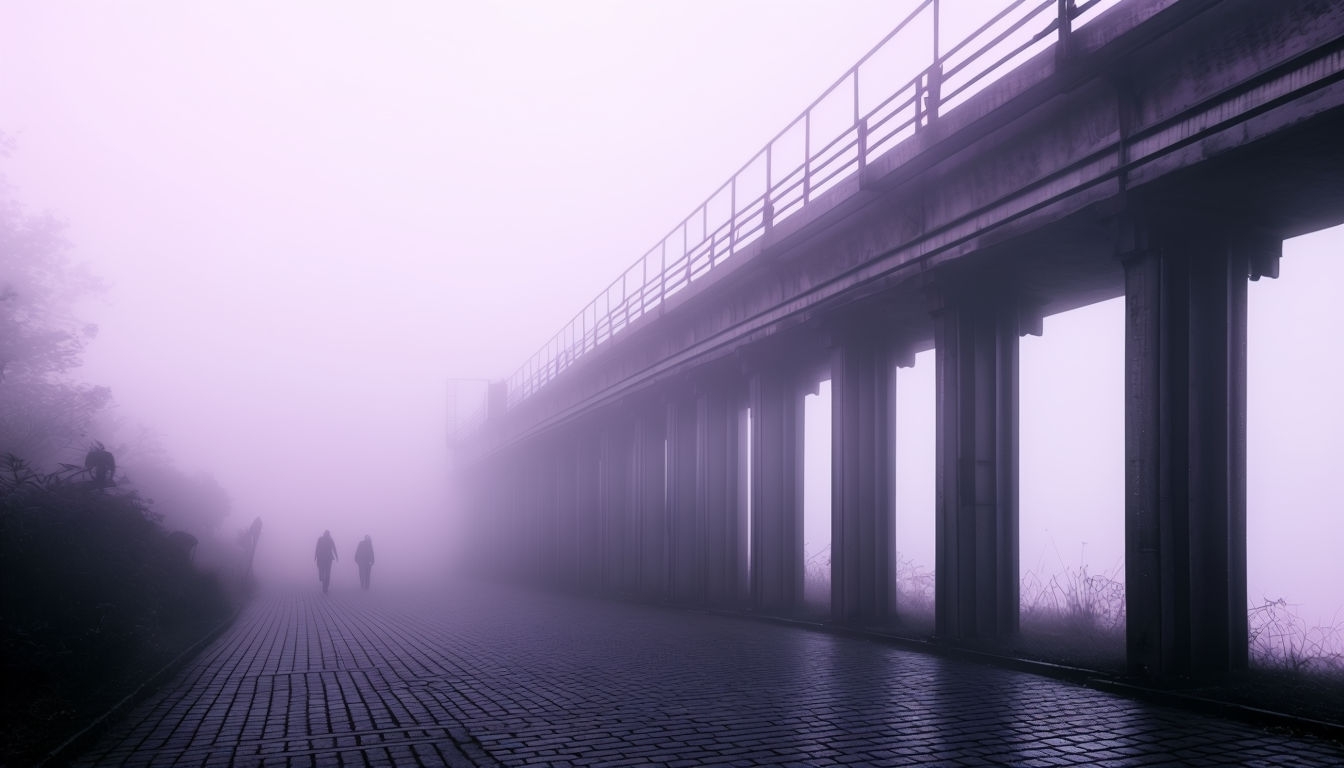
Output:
[{"xmin": 69, "ymin": 583, "xmax": 1344, "ymax": 767}]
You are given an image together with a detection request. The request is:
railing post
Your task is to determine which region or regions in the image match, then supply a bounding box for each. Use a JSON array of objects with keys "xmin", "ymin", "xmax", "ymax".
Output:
[
  {"xmin": 857, "ymin": 118, "xmax": 869, "ymax": 183},
  {"xmin": 701, "ymin": 207, "xmax": 709, "ymax": 271},
  {"xmin": 925, "ymin": 63, "xmax": 942, "ymax": 124},
  {"xmin": 916, "ymin": 73, "xmax": 925, "ymax": 129},
  {"xmin": 730, "ymin": 176, "xmax": 737, "ymax": 253},
  {"xmin": 660, "ymin": 240, "xmax": 667, "ymax": 308},
  {"xmin": 1057, "ymin": 0, "xmax": 1075, "ymax": 64},
  {"xmin": 804, "ymin": 111, "xmax": 812, "ymax": 202},
  {"xmin": 765, "ymin": 144, "xmax": 774, "ymax": 230}
]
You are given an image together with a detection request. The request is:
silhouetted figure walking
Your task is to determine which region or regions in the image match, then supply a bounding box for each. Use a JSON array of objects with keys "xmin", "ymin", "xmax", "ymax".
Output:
[
  {"xmin": 355, "ymin": 535, "xmax": 374, "ymax": 590},
  {"xmin": 315, "ymin": 530, "xmax": 338, "ymax": 594}
]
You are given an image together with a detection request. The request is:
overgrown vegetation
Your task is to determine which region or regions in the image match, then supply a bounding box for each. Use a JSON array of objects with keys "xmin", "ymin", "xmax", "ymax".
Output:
[
  {"xmin": 894, "ymin": 553, "xmax": 935, "ymax": 623},
  {"xmin": 1248, "ymin": 598, "xmax": 1344, "ymax": 674},
  {"xmin": 0, "ymin": 136, "xmax": 252, "ymax": 764},
  {"xmin": 0, "ymin": 455, "xmax": 240, "ymax": 765}
]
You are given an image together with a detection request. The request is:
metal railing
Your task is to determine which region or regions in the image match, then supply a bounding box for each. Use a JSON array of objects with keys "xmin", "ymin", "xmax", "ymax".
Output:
[{"xmin": 502, "ymin": 0, "xmax": 1115, "ymax": 409}]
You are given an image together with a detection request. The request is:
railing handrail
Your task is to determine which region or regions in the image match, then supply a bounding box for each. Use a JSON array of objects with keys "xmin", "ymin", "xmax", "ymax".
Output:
[{"xmin": 498, "ymin": 0, "xmax": 1103, "ymax": 411}]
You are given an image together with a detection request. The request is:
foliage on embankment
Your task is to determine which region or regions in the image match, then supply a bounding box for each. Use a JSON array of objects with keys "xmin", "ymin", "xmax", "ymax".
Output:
[{"xmin": 0, "ymin": 456, "xmax": 237, "ymax": 766}]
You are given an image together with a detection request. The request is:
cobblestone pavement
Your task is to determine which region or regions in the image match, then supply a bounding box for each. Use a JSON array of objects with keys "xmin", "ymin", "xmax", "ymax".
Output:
[{"xmin": 71, "ymin": 584, "xmax": 1344, "ymax": 767}]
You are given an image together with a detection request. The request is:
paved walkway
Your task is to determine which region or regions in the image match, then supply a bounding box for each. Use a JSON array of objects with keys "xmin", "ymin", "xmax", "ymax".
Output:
[{"xmin": 72, "ymin": 584, "xmax": 1344, "ymax": 767}]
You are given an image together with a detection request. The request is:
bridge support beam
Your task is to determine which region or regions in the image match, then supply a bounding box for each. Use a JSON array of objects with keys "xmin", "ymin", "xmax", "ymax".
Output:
[
  {"xmin": 575, "ymin": 430, "xmax": 603, "ymax": 591},
  {"xmin": 749, "ymin": 366, "xmax": 805, "ymax": 613},
  {"xmin": 698, "ymin": 384, "xmax": 747, "ymax": 606},
  {"xmin": 830, "ymin": 329, "xmax": 894, "ymax": 625},
  {"xmin": 1124, "ymin": 227, "xmax": 1260, "ymax": 680},
  {"xmin": 555, "ymin": 440, "xmax": 579, "ymax": 588},
  {"xmin": 635, "ymin": 411, "xmax": 668, "ymax": 600},
  {"xmin": 600, "ymin": 423, "xmax": 632, "ymax": 595},
  {"xmin": 667, "ymin": 395, "xmax": 700, "ymax": 603},
  {"xmin": 535, "ymin": 448, "xmax": 559, "ymax": 583},
  {"xmin": 932, "ymin": 284, "xmax": 1021, "ymax": 641}
]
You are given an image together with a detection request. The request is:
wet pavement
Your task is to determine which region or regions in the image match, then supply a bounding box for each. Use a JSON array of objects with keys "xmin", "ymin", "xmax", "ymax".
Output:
[{"xmin": 70, "ymin": 583, "xmax": 1344, "ymax": 767}]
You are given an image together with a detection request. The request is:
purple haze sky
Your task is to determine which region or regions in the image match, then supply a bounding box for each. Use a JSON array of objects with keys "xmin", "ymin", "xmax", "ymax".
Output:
[{"xmin": 2, "ymin": 1, "xmax": 1340, "ymax": 625}]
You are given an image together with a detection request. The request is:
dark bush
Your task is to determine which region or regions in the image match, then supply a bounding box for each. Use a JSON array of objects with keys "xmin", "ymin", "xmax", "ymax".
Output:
[{"xmin": 0, "ymin": 455, "xmax": 234, "ymax": 764}]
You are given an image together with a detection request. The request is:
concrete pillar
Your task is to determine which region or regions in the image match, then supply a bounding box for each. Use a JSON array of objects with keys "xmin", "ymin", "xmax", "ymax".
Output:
[
  {"xmin": 575, "ymin": 430, "xmax": 603, "ymax": 591},
  {"xmin": 749, "ymin": 365, "xmax": 805, "ymax": 613},
  {"xmin": 932, "ymin": 282, "xmax": 1021, "ymax": 641},
  {"xmin": 555, "ymin": 439, "xmax": 579, "ymax": 588},
  {"xmin": 698, "ymin": 383, "xmax": 747, "ymax": 606},
  {"xmin": 830, "ymin": 328, "xmax": 895, "ymax": 625},
  {"xmin": 635, "ymin": 410, "xmax": 668, "ymax": 599},
  {"xmin": 1124, "ymin": 225, "xmax": 1266, "ymax": 679},
  {"xmin": 600, "ymin": 423, "xmax": 630, "ymax": 595},
  {"xmin": 667, "ymin": 394, "xmax": 700, "ymax": 603},
  {"xmin": 500, "ymin": 457, "xmax": 516, "ymax": 579},
  {"xmin": 536, "ymin": 448, "xmax": 559, "ymax": 582}
]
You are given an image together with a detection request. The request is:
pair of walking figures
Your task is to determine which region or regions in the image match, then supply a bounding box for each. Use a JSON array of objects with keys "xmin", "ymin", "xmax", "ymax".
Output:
[{"xmin": 314, "ymin": 531, "xmax": 375, "ymax": 593}]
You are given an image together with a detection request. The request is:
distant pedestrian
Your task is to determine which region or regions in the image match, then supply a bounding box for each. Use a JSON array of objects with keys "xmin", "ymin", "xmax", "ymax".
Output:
[
  {"xmin": 355, "ymin": 535, "xmax": 375, "ymax": 590},
  {"xmin": 315, "ymin": 530, "xmax": 338, "ymax": 594}
]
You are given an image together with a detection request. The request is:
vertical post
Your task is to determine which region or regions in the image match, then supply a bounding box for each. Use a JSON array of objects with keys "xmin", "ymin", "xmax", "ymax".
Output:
[
  {"xmin": 749, "ymin": 362, "xmax": 805, "ymax": 614},
  {"xmin": 765, "ymin": 144, "xmax": 774, "ymax": 230},
  {"xmin": 730, "ymin": 176, "xmax": 738, "ymax": 254},
  {"xmin": 804, "ymin": 111, "xmax": 812, "ymax": 203},
  {"xmin": 635, "ymin": 408, "xmax": 668, "ymax": 600},
  {"xmin": 702, "ymin": 204, "xmax": 709, "ymax": 250},
  {"xmin": 574, "ymin": 428, "xmax": 600, "ymax": 590},
  {"xmin": 668, "ymin": 394, "xmax": 700, "ymax": 603},
  {"xmin": 1123, "ymin": 220, "xmax": 1261, "ymax": 681},
  {"xmin": 932, "ymin": 278, "xmax": 1021, "ymax": 641},
  {"xmin": 599, "ymin": 421, "xmax": 628, "ymax": 595},
  {"xmin": 698, "ymin": 380, "xmax": 743, "ymax": 606},
  {"xmin": 852, "ymin": 69, "xmax": 861, "ymax": 124},
  {"xmin": 686, "ymin": 226, "xmax": 694, "ymax": 285},
  {"xmin": 1057, "ymin": 0, "xmax": 1074, "ymax": 64},
  {"xmin": 830, "ymin": 321, "xmax": 894, "ymax": 625},
  {"xmin": 857, "ymin": 119, "xmax": 869, "ymax": 178}
]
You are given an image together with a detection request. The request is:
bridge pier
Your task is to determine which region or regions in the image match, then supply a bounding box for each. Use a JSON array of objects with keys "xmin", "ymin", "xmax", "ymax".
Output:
[
  {"xmin": 599, "ymin": 423, "xmax": 632, "ymax": 595},
  {"xmin": 1123, "ymin": 224, "xmax": 1272, "ymax": 680},
  {"xmin": 829, "ymin": 326, "xmax": 894, "ymax": 625},
  {"xmin": 575, "ymin": 430, "xmax": 604, "ymax": 591},
  {"xmin": 697, "ymin": 383, "xmax": 748, "ymax": 606},
  {"xmin": 555, "ymin": 439, "xmax": 579, "ymax": 588},
  {"xmin": 667, "ymin": 394, "xmax": 700, "ymax": 603},
  {"xmin": 536, "ymin": 447, "xmax": 560, "ymax": 583},
  {"xmin": 749, "ymin": 363, "xmax": 806, "ymax": 613},
  {"xmin": 635, "ymin": 411, "xmax": 668, "ymax": 600},
  {"xmin": 932, "ymin": 282, "xmax": 1021, "ymax": 641}
]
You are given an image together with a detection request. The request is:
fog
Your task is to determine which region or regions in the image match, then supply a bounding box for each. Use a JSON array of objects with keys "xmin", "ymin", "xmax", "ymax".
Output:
[
  {"xmin": 2, "ymin": 1, "xmax": 938, "ymax": 588},
  {"xmin": 2, "ymin": 0, "xmax": 1340, "ymax": 627}
]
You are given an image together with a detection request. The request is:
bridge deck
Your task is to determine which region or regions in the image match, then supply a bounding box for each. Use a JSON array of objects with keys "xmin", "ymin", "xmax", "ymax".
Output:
[{"xmin": 72, "ymin": 585, "xmax": 1343, "ymax": 767}]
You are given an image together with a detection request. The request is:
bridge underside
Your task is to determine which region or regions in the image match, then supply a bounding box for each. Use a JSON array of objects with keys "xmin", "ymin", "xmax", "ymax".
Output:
[{"xmin": 458, "ymin": 0, "xmax": 1344, "ymax": 683}]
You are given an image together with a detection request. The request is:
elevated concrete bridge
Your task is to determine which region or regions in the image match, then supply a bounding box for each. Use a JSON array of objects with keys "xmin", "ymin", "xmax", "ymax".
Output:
[{"xmin": 456, "ymin": 0, "xmax": 1344, "ymax": 683}]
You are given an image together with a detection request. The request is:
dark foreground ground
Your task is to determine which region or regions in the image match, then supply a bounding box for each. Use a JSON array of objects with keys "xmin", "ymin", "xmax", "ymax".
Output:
[{"xmin": 67, "ymin": 583, "xmax": 1344, "ymax": 767}]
